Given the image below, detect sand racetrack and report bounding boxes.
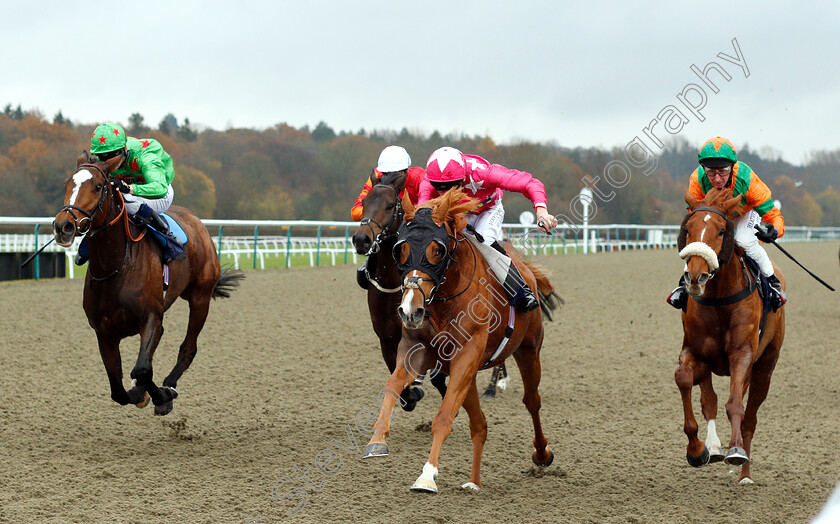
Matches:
[1,242,838,523]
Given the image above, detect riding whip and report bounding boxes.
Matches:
[756,226,835,291]
[20,238,55,268]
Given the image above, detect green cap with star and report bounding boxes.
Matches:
[90,122,127,154]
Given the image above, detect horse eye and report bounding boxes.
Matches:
[719,228,725,236]
[95,184,103,192]
[386,203,395,210]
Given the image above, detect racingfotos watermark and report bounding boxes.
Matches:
[555,37,750,232]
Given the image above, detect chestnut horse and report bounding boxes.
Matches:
[675,188,785,484]
[350,171,507,409]
[363,188,561,492]
[53,151,243,415]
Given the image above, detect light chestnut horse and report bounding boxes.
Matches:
[675,188,785,484]
[363,188,561,492]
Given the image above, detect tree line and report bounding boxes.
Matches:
[1,106,839,227]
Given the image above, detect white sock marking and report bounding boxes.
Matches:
[706,419,722,449]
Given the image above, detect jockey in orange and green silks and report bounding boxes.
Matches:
[668,136,787,310]
[77,122,183,264]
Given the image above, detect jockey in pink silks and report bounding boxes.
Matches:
[417,147,558,312]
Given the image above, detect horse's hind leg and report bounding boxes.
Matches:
[97,333,148,407]
[459,377,487,491]
[163,294,211,391]
[738,348,780,484]
[512,344,553,466]
[699,376,724,463]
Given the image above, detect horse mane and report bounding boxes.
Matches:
[418,188,480,232]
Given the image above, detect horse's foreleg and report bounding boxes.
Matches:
[459,377,487,491]
[675,349,709,467]
[363,365,418,459]
[163,295,210,390]
[724,347,753,467]
[512,345,553,467]
[410,358,477,493]
[738,348,780,484]
[699,376,724,463]
[97,334,130,405]
[131,313,176,415]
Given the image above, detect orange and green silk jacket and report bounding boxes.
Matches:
[688,161,785,236]
[350,166,425,221]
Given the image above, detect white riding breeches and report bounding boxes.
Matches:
[467,201,505,245]
[734,209,775,277]
[123,185,174,215]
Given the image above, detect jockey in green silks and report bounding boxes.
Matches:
[76,122,184,265]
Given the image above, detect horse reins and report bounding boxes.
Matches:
[359,183,403,256]
[67,163,146,281]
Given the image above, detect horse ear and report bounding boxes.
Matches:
[77,150,91,167]
[402,191,415,222]
[393,170,408,193]
[684,189,700,211]
[369,169,379,187]
[722,195,743,217]
[432,191,453,225]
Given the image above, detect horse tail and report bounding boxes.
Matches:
[508,246,564,322]
[213,268,245,299]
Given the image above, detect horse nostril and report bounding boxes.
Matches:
[61,222,74,235]
[414,308,425,321]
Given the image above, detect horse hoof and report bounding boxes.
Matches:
[160,386,179,401]
[400,386,424,412]
[154,401,174,416]
[708,445,725,463]
[461,481,480,491]
[362,443,389,459]
[686,446,711,468]
[480,387,496,400]
[135,392,151,409]
[739,477,754,485]
[410,478,438,493]
[724,447,749,466]
[533,448,554,467]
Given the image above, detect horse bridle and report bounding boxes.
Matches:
[57,163,114,236]
[399,232,477,306]
[684,206,733,280]
[359,183,403,255]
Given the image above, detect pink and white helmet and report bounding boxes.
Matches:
[426,147,466,182]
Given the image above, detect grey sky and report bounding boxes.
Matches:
[2,1,838,165]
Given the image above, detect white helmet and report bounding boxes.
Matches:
[377,145,411,173]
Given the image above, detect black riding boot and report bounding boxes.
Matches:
[490,241,539,312]
[356,259,370,290]
[134,204,184,262]
[766,274,786,310]
[667,275,688,310]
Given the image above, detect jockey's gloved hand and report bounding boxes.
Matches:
[111,179,131,193]
[754,222,778,243]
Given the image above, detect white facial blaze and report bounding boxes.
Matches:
[700,227,706,242]
[69,169,93,206]
[400,271,420,314]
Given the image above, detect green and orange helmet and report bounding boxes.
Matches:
[698,136,737,169]
[90,122,127,156]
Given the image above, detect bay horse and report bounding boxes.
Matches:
[675,187,785,484]
[53,151,243,415]
[363,188,561,492]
